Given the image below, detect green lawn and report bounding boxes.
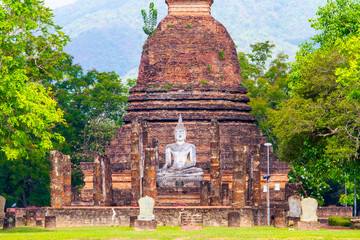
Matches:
[0,226,359,240]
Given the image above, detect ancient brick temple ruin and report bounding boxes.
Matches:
[43,0,296,227]
[80,0,290,210]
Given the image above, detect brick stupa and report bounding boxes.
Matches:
[79,0,290,209]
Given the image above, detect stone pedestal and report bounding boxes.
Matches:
[16,217,25,227]
[45,216,56,229]
[181,214,203,230]
[3,212,15,230]
[287,216,300,228]
[133,220,157,231]
[228,212,240,228]
[350,219,360,229]
[274,210,287,229]
[298,221,320,230]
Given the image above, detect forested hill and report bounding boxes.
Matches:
[53,0,326,78]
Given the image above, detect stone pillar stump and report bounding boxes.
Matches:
[3,212,15,230]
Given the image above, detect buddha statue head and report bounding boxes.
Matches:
[175,114,186,142]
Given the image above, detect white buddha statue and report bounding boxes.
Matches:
[157,115,204,187]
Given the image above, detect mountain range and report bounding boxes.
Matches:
[53,0,327,78]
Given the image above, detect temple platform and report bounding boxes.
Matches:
[11,206,272,228]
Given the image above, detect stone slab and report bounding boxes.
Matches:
[298,221,321,230]
[288,195,301,217]
[138,196,155,221]
[133,220,157,231]
[300,198,318,222]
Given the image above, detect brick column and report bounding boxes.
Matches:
[221,183,230,206]
[210,118,221,206]
[93,155,103,205]
[103,155,113,206]
[131,118,141,206]
[232,146,247,207]
[62,154,72,206]
[252,145,261,207]
[143,148,157,199]
[50,150,71,208]
[200,181,210,206]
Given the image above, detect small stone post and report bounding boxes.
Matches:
[93,155,103,205]
[131,118,141,206]
[232,146,247,207]
[3,212,15,230]
[50,150,71,208]
[200,181,210,206]
[252,145,261,207]
[210,118,221,206]
[143,148,157,199]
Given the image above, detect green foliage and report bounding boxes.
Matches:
[328,217,352,227]
[310,0,360,46]
[0,0,70,161]
[186,24,192,29]
[53,56,136,163]
[164,83,170,89]
[219,50,224,60]
[207,64,212,71]
[167,24,174,28]
[220,74,224,79]
[271,0,360,205]
[201,80,209,85]
[141,2,158,36]
[239,42,290,148]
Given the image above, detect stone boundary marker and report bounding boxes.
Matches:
[3,212,15,230]
[181,214,203,230]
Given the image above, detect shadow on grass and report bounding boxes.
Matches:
[1,227,53,233]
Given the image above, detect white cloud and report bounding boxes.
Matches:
[43,0,79,9]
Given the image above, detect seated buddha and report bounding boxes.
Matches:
[157,115,204,187]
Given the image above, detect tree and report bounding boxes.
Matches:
[52,56,136,191]
[270,0,360,205]
[141,2,158,36]
[239,41,290,148]
[0,0,70,161]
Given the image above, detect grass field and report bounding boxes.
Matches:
[0,226,360,240]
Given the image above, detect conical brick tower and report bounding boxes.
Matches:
[99,0,290,210]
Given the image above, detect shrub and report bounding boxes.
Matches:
[328,216,352,227]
